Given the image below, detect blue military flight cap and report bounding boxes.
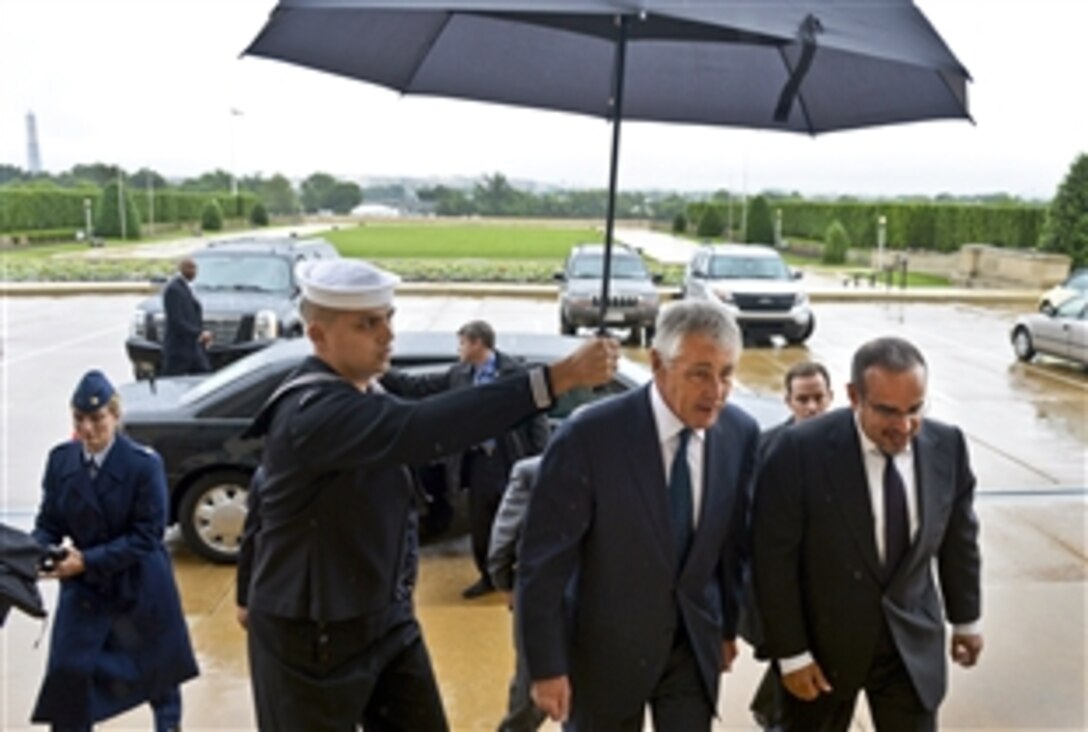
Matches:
[71,369,115,412]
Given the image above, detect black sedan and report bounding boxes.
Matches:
[119,332,785,563]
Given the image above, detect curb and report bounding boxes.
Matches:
[0,280,1039,305]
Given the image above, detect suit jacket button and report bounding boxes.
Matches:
[853,571,863,580]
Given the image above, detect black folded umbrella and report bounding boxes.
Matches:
[0,522,47,626]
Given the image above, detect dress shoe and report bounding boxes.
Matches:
[462,577,495,599]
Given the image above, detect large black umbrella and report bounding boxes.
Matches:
[245,0,970,323]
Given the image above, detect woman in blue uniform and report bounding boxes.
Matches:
[31,370,198,732]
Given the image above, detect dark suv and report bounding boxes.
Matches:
[556,243,661,346]
[125,236,339,377]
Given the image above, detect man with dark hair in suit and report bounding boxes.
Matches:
[753,336,983,731]
[519,299,760,731]
[745,359,833,730]
[161,257,212,376]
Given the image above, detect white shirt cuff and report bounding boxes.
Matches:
[778,651,814,675]
[528,366,552,410]
[952,620,981,636]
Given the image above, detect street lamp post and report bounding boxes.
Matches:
[876,214,887,271]
[230,108,244,200]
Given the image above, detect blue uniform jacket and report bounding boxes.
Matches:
[31,434,198,726]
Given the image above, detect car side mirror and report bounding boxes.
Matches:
[1041,303,1057,317]
[651,273,663,285]
[554,271,567,282]
[792,270,804,280]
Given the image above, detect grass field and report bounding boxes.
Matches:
[322,222,600,259]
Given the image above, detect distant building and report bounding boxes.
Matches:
[351,203,401,218]
[26,111,42,173]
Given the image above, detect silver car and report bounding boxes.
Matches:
[556,243,661,345]
[1011,296,1088,366]
[682,243,814,344]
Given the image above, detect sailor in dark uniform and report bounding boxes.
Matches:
[240,258,618,732]
[32,369,198,732]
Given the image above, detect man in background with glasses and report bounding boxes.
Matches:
[752,336,983,732]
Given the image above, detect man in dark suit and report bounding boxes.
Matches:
[745,360,833,730]
[753,336,983,731]
[161,257,211,376]
[377,320,550,598]
[241,258,617,732]
[518,300,760,731]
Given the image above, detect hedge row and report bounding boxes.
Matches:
[0,188,259,234]
[685,200,1046,252]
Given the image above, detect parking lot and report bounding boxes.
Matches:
[1,294,1085,730]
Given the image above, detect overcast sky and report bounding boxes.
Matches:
[1,0,1085,198]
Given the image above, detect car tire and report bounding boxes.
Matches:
[1012,327,1035,362]
[178,469,251,564]
[642,326,655,347]
[785,315,816,345]
[560,314,576,336]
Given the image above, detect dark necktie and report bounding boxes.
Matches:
[883,453,909,580]
[84,455,98,481]
[669,428,693,571]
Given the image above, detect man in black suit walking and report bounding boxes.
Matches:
[161,257,211,376]
[519,300,760,731]
[753,336,983,731]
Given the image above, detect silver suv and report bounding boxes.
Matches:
[556,243,661,346]
[682,243,814,344]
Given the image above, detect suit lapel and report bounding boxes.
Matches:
[62,445,106,523]
[625,387,674,566]
[826,413,883,582]
[685,420,732,572]
[904,425,946,573]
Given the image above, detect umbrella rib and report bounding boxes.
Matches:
[402,11,456,91]
[776,46,817,135]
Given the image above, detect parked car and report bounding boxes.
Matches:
[556,243,661,345]
[1011,295,1088,366]
[682,244,814,344]
[125,236,339,378]
[1038,267,1088,312]
[118,332,786,563]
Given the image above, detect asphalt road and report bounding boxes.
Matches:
[1,295,1084,730]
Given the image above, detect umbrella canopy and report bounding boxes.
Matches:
[245,0,971,322]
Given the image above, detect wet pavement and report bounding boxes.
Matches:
[1,294,1084,730]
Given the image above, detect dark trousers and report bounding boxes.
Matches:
[248,611,448,732]
[566,633,713,732]
[51,686,181,732]
[782,625,935,732]
[498,605,546,732]
[467,448,510,581]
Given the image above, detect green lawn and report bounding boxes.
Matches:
[323,223,600,259]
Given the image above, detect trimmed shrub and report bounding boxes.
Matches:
[672,212,687,234]
[696,206,725,238]
[822,220,851,264]
[745,195,774,244]
[250,202,270,227]
[1039,153,1088,267]
[94,181,142,239]
[201,199,224,232]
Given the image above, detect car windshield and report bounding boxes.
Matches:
[1067,271,1088,289]
[570,254,648,280]
[708,255,790,280]
[193,255,292,292]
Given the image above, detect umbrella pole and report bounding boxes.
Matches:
[597,14,629,336]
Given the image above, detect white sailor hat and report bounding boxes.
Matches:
[296,258,401,310]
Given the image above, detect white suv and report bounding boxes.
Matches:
[682,244,814,344]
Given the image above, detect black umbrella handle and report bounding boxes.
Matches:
[598,13,629,336]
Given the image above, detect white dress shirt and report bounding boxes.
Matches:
[649,384,704,528]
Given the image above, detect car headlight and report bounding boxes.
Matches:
[131,308,146,338]
[254,310,279,340]
[714,289,734,304]
[795,292,809,306]
[566,296,593,308]
[640,293,659,305]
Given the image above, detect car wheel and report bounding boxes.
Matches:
[178,469,251,564]
[642,326,655,347]
[560,314,576,336]
[1012,327,1035,362]
[785,315,816,345]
